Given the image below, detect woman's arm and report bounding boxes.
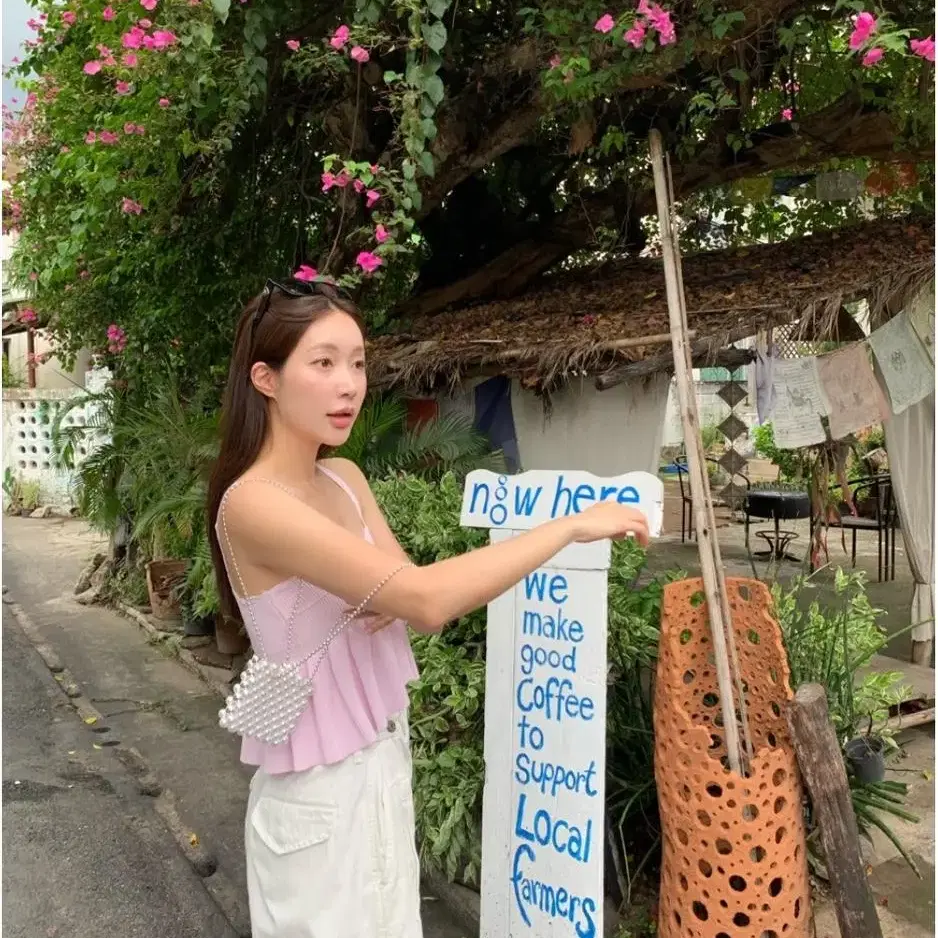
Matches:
[222,477,648,633]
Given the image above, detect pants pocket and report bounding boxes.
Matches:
[247,795,339,928]
[250,797,338,855]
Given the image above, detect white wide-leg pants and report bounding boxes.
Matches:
[245,712,423,938]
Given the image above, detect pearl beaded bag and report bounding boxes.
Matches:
[216,480,411,746]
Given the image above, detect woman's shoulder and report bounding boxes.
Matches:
[318,457,370,500]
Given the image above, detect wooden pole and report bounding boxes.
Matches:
[648,128,745,777]
[787,684,884,938]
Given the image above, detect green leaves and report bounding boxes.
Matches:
[210,0,230,23]
[422,21,447,53]
[423,73,445,106]
[710,9,745,38]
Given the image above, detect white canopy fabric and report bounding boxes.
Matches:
[880,282,935,660]
[884,389,935,651]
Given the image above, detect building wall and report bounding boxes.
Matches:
[4,331,92,389]
[2,368,108,510]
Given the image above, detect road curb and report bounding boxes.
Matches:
[5,595,251,938]
[117,603,233,700]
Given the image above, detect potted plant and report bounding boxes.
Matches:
[844,717,888,783]
[145,558,189,620]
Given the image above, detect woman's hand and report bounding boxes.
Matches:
[347,607,398,634]
[570,503,650,546]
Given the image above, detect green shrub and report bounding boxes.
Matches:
[372,472,673,886]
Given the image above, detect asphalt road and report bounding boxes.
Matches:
[1,603,239,938]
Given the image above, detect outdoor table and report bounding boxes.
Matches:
[745,489,812,562]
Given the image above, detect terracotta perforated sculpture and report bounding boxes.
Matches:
[655,577,811,938]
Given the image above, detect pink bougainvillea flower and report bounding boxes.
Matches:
[60,145,71,153]
[330,24,350,49]
[103,6,116,19]
[140,0,158,10]
[294,264,318,281]
[116,80,132,94]
[374,224,389,244]
[594,13,615,33]
[19,308,38,323]
[286,39,300,51]
[158,96,170,107]
[781,107,793,120]
[137,18,152,27]
[83,60,103,75]
[107,323,128,353]
[150,30,178,48]
[549,54,562,68]
[11,56,20,63]
[85,129,97,143]
[910,36,935,62]
[321,172,336,191]
[352,179,364,193]
[122,27,145,48]
[62,11,76,25]
[188,0,201,6]
[124,121,137,133]
[365,189,380,208]
[624,20,646,47]
[100,130,120,143]
[356,251,382,274]
[849,11,877,50]
[121,197,143,214]
[369,163,379,174]
[350,45,369,63]
[648,7,676,44]
[134,124,145,134]
[862,46,884,66]
[122,52,139,66]
[28,272,38,281]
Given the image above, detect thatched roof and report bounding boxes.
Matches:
[367,216,934,394]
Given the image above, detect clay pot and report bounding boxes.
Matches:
[145,559,188,621]
[655,577,812,938]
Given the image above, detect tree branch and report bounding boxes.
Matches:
[400,181,635,316]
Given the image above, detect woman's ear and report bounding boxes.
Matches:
[250,361,278,399]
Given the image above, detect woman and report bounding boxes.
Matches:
[207,277,651,938]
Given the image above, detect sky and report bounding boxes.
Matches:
[3,0,34,112]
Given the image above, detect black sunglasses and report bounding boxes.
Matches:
[252,277,352,338]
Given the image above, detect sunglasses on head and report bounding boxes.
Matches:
[252,276,352,337]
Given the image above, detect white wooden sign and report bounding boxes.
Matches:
[460,469,664,537]
[461,469,664,938]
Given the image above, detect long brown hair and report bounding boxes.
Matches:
[207,281,365,623]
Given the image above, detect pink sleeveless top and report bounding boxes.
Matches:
[217,465,419,775]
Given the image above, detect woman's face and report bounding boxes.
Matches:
[262,309,367,447]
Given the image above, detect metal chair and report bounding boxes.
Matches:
[811,474,898,582]
[674,454,751,544]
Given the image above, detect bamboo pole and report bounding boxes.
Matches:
[664,150,754,768]
[648,129,746,777]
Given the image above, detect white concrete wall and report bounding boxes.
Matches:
[4,331,92,389]
[2,367,109,510]
[511,373,671,476]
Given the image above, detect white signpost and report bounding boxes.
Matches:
[460,470,664,938]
